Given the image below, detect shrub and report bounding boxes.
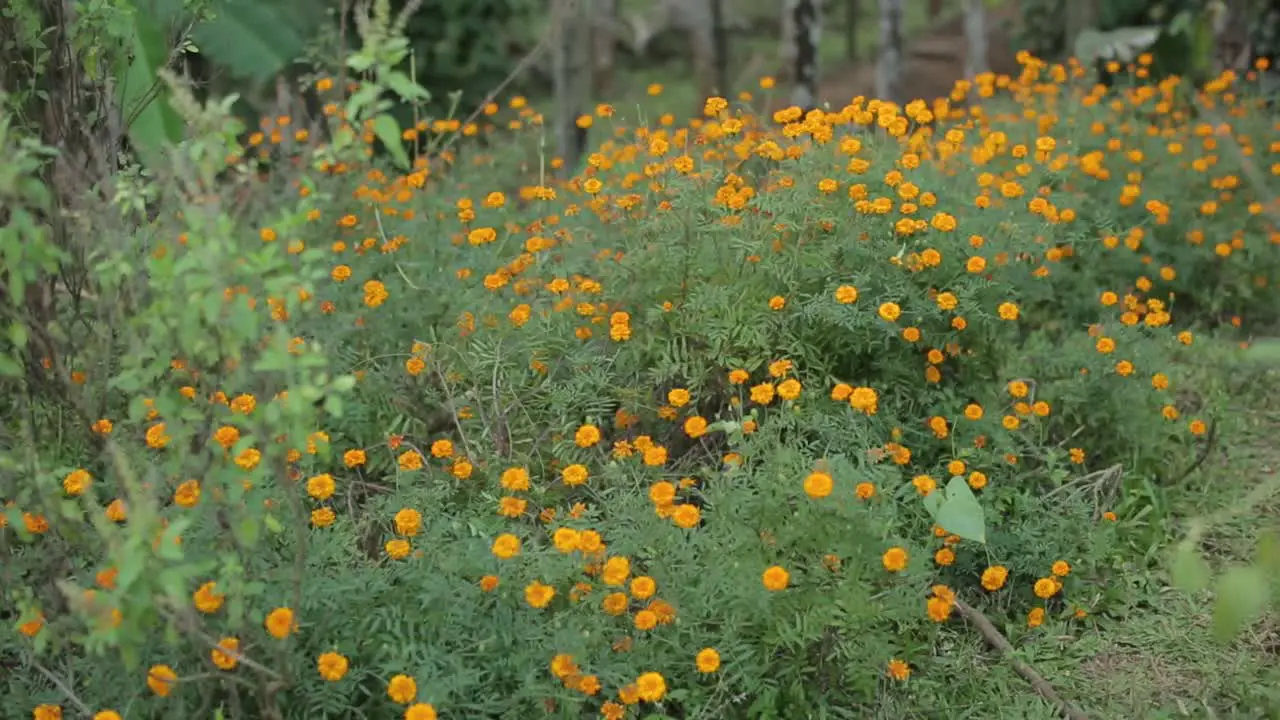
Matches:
[4,52,1275,719]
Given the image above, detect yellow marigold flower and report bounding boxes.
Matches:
[492,533,521,559]
[575,424,601,447]
[1028,607,1046,628]
[264,607,296,639]
[981,565,1008,591]
[636,671,667,702]
[147,664,178,696]
[317,652,349,681]
[882,547,908,572]
[1033,577,1059,599]
[804,471,833,499]
[696,648,721,673]
[761,565,790,591]
[525,581,556,608]
[405,703,437,720]
[387,674,417,704]
[211,637,240,670]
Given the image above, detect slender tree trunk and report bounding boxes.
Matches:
[963,0,988,79]
[787,0,821,109]
[710,0,730,95]
[844,0,860,60]
[683,0,716,105]
[875,0,903,104]
[928,0,943,22]
[592,0,618,97]
[552,0,590,177]
[1064,0,1100,59]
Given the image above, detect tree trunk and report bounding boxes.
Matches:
[1064,0,1099,59]
[963,0,988,79]
[875,0,903,104]
[710,0,730,95]
[844,0,860,60]
[552,0,590,177]
[592,0,618,97]
[786,0,821,109]
[928,0,944,22]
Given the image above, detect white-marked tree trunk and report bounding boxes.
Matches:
[786,0,822,109]
[963,0,988,79]
[875,0,903,103]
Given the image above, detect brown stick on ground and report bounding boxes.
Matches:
[953,598,1091,720]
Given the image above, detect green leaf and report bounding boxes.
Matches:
[1212,565,1270,642]
[184,0,314,81]
[922,491,942,517]
[119,11,184,168]
[1170,543,1211,594]
[235,516,260,548]
[346,85,382,121]
[264,513,284,534]
[935,477,986,544]
[8,322,28,349]
[384,70,431,102]
[371,114,409,168]
[0,354,21,377]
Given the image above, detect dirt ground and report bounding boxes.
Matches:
[814,5,1023,106]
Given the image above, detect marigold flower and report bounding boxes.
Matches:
[387,674,417,704]
[147,664,178,696]
[696,648,721,673]
[264,607,296,639]
[882,547,908,572]
[762,565,790,591]
[317,651,349,681]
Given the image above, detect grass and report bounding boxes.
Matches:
[913,342,1280,718]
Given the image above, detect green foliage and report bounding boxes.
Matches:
[2,22,1278,720]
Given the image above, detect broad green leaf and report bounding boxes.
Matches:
[264,513,284,534]
[8,322,28,349]
[384,70,431,102]
[235,516,260,548]
[346,85,382,122]
[185,0,314,81]
[372,113,410,169]
[1212,565,1269,642]
[119,12,184,168]
[1170,543,1211,594]
[935,477,986,544]
[1073,26,1161,65]
[0,354,21,377]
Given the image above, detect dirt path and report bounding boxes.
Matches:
[816,5,1022,105]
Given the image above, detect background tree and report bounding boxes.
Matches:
[711,0,731,95]
[844,0,862,60]
[964,0,990,79]
[876,0,904,103]
[551,0,591,176]
[785,0,822,109]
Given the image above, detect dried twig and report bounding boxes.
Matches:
[953,598,1090,720]
[25,655,92,716]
